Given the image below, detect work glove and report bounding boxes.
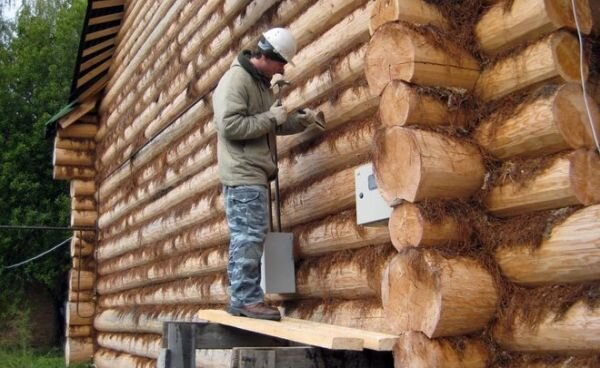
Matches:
[269,101,287,126]
[297,108,326,131]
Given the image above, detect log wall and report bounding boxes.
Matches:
[52,0,599,366]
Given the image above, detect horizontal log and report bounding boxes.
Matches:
[494,300,600,353]
[369,0,448,34]
[97,219,228,275]
[65,337,93,365]
[484,150,600,217]
[295,211,390,257]
[388,203,471,251]
[70,237,93,257]
[285,298,392,334]
[382,250,498,337]
[69,269,95,291]
[54,136,95,150]
[379,81,467,128]
[475,0,592,55]
[98,274,229,307]
[72,197,95,211]
[475,31,585,101]
[507,355,600,367]
[496,204,600,285]
[68,290,93,302]
[95,307,204,334]
[70,180,95,197]
[279,120,375,192]
[97,247,227,293]
[475,83,600,159]
[284,2,372,86]
[66,302,95,326]
[94,349,155,368]
[97,332,161,360]
[53,166,95,180]
[279,83,379,157]
[53,148,94,167]
[67,325,92,338]
[393,332,489,368]
[71,210,97,228]
[57,123,97,139]
[366,22,480,96]
[374,127,485,205]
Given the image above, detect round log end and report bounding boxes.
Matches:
[547,0,592,34]
[569,149,600,205]
[373,127,422,205]
[380,81,414,127]
[373,127,485,204]
[393,332,489,368]
[366,23,415,96]
[369,0,399,35]
[552,31,587,83]
[554,83,600,149]
[65,337,93,366]
[389,203,425,250]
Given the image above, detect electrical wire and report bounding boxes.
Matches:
[571,0,600,153]
[3,237,72,269]
[0,224,94,231]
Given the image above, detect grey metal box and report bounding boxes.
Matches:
[355,163,393,226]
[260,232,296,294]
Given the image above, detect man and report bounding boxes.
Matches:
[212,28,323,321]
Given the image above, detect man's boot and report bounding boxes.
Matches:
[228,302,281,321]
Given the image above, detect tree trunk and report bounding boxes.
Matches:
[496,204,600,285]
[53,166,95,180]
[484,150,600,217]
[366,22,480,96]
[71,210,97,227]
[53,148,94,167]
[475,83,600,159]
[57,123,97,139]
[369,0,448,34]
[388,203,471,251]
[393,332,489,368]
[373,127,485,205]
[494,301,600,353]
[382,250,498,337]
[97,247,228,293]
[475,0,592,55]
[64,337,93,365]
[475,31,585,101]
[66,302,95,325]
[379,81,467,128]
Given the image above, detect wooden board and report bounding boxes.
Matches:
[196,310,399,351]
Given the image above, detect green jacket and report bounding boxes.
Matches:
[213,51,307,187]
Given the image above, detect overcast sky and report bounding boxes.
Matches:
[3,1,21,21]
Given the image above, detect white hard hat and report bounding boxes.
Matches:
[258,28,297,66]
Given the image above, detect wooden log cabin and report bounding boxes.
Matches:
[46,0,599,366]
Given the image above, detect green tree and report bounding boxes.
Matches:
[0,0,85,348]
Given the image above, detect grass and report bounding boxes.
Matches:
[0,348,91,368]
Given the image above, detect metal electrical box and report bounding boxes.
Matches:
[260,232,296,294]
[355,163,393,226]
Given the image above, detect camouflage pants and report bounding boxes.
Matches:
[223,185,269,308]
